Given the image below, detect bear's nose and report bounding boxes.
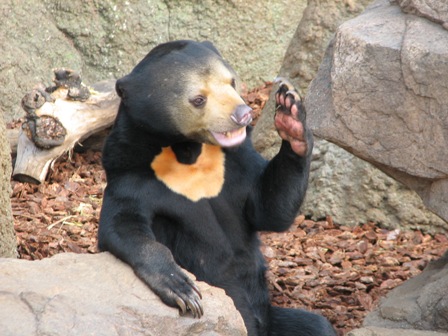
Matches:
[231,104,253,126]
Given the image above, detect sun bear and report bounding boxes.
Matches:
[98,40,336,336]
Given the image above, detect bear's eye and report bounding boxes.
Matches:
[231,78,236,89]
[190,95,207,108]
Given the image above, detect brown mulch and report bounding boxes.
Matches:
[10,83,448,335]
[262,218,448,333]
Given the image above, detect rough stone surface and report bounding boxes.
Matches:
[0,252,246,336]
[348,327,448,336]
[393,0,448,27]
[0,0,306,123]
[0,111,16,258]
[252,0,445,231]
[303,140,446,231]
[360,251,448,333]
[305,0,448,224]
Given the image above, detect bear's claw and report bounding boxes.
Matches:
[169,273,203,318]
[285,90,300,102]
[274,77,304,121]
[273,76,294,91]
[176,293,203,318]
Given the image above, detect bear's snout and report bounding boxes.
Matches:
[231,104,253,126]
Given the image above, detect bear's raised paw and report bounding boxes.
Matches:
[273,77,312,157]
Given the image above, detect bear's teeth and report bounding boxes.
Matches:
[211,128,246,147]
[223,129,242,138]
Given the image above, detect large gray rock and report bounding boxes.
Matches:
[252,0,445,231]
[0,0,306,122]
[306,0,448,224]
[359,251,448,333]
[0,252,246,336]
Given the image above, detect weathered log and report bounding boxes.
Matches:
[7,127,108,156]
[13,75,119,184]
[7,128,20,155]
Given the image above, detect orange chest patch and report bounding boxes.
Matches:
[151,144,225,202]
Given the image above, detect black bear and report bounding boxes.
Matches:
[99,40,336,336]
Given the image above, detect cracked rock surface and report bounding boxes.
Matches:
[0,253,246,336]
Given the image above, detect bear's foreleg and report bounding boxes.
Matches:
[98,175,203,318]
[246,79,313,232]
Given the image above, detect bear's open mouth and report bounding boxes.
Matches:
[211,127,246,147]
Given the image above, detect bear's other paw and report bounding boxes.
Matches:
[273,77,311,157]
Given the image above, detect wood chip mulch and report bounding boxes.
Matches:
[261,217,448,334]
[10,84,448,335]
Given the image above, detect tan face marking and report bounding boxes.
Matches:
[169,59,247,145]
[151,144,225,202]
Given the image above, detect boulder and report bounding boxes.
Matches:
[359,251,448,333]
[0,252,246,336]
[0,0,306,123]
[305,0,448,224]
[252,0,445,231]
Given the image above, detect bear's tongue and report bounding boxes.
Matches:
[211,127,247,147]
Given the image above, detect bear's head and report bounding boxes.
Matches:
[116,40,253,148]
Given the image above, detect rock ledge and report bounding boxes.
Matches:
[0,253,246,336]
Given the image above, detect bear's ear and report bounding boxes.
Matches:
[115,76,128,99]
[201,41,222,57]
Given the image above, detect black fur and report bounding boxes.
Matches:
[99,40,335,336]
